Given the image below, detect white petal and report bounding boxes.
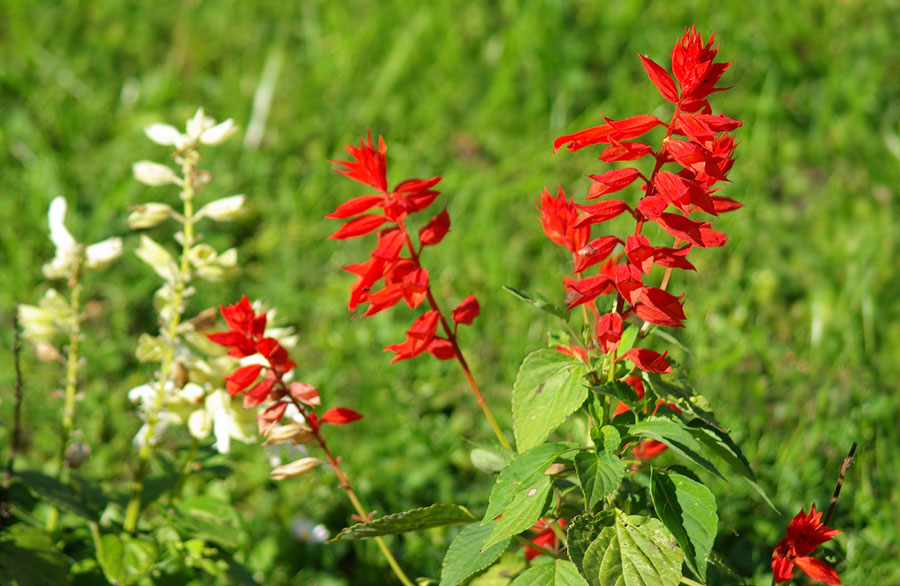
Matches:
[186,108,216,140]
[270,457,322,480]
[188,408,212,440]
[47,196,76,251]
[127,203,173,229]
[212,407,232,454]
[133,161,180,186]
[85,237,123,270]
[144,124,183,146]
[199,119,237,145]
[196,195,245,221]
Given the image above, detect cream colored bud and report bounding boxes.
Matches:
[270,457,322,480]
[144,124,183,146]
[263,422,316,446]
[85,237,123,270]
[186,108,216,141]
[133,161,180,186]
[196,195,246,221]
[135,234,177,284]
[128,203,174,229]
[200,119,237,145]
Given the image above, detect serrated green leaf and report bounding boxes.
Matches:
[567,511,615,577]
[173,496,241,549]
[329,504,476,542]
[592,381,640,408]
[687,419,778,512]
[0,525,70,586]
[575,427,625,510]
[440,522,511,586]
[628,417,723,479]
[469,552,527,585]
[581,510,682,586]
[651,471,717,581]
[97,533,157,586]
[509,559,588,585]
[503,286,567,318]
[483,479,552,550]
[513,350,590,452]
[483,443,573,521]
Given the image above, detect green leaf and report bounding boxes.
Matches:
[97,533,157,586]
[329,504,476,542]
[471,447,513,474]
[566,511,615,578]
[617,325,640,354]
[482,443,573,550]
[503,286,567,318]
[650,471,717,581]
[592,381,640,408]
[687,419,778,512]
[469,553,527,585]
[580,510,682,586]
[509,559,588,585]
[575,427,625,510]
[513,349,590,452]
[440,522,512,586]
[628,417,723,479]
[0,525,70,586]
[17,470,104,519]
[173,495,241,549]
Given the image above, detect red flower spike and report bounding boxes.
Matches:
[225,364,263,396]
[538,186,588,254]
[290,381,321,406]
[452,294,480,326]
[636,287,686,328]
[426,337,456,360]
[622,348,673,374]
[218,296,266,340]
[332,131,388,193]
[639,54,679,103]
[419,209,451,246]
[385,310,441,363]
[596,312,623,354]
[772,506,842,585]
[320,407,364,425]
[329,214,389,240]
[586,168,642,199]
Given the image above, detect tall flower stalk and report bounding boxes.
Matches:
[328,135,511,450]
[18,196,122,531]
[124,108,243,532]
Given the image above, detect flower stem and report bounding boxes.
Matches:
[283,390,414,586]
[512,534,561,559]
[125,155,197,533]
[47,275,83,533]
[401,228,512,451]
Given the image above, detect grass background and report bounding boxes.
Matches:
[2,0,899,583]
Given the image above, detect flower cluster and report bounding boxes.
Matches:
[771,505,842,585]
[544,25,741,398]
[328,132,479,364]
[207,297,363,471]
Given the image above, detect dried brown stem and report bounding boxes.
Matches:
[823,441,857,526]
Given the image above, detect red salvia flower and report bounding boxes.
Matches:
[772,505,842,585]
[520,519,567,561]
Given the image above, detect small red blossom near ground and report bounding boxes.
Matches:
[520,519,567,561]
[772,505,842,585]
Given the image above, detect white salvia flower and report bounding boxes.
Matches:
[128,203,174,229]
[18,288,71,342]
[144,123,183,147]
[203,389,255,454]
[43,196,79,279]
[185,108,217,142]
[85,236,123,270]
[133,161,180,186]
[196,195,246,221]
[199,119,237,145]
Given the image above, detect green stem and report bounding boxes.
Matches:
[170,435,199,503]
[125,157,196,533]
[680,577,705,586]
[47,274,83,533]
[512,534,561,559]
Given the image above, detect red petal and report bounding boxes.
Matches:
[553,115,663,152]
[290,382,321,406]
[622,348,672,373]
[329,214,389,239]
[452,294,480,325]
[599,141,654,162]
[256,337,289,367]
[794,557,842,585]
[320,407,364,425]
[711,196,742,213]
[655,213,707,247]
[637,195,669,220]
[575,236,621,273]
[371,228,405,261]
[361,284,404,316]
[596,312,623,354]
[574,200,630,227]
[426,337,456,360]
[636,287,686,327]
[564,274,614,309]
[225,364,263,396]
[243,378,275,408]
[639,54,679,103]
[615,264,643,305]
[257,401,288,436]
[625,234,655,275]
[586,168,642,199]
[326,195,384,219]
[419,209,451,246]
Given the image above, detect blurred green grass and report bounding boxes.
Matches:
[1,0,899,583]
